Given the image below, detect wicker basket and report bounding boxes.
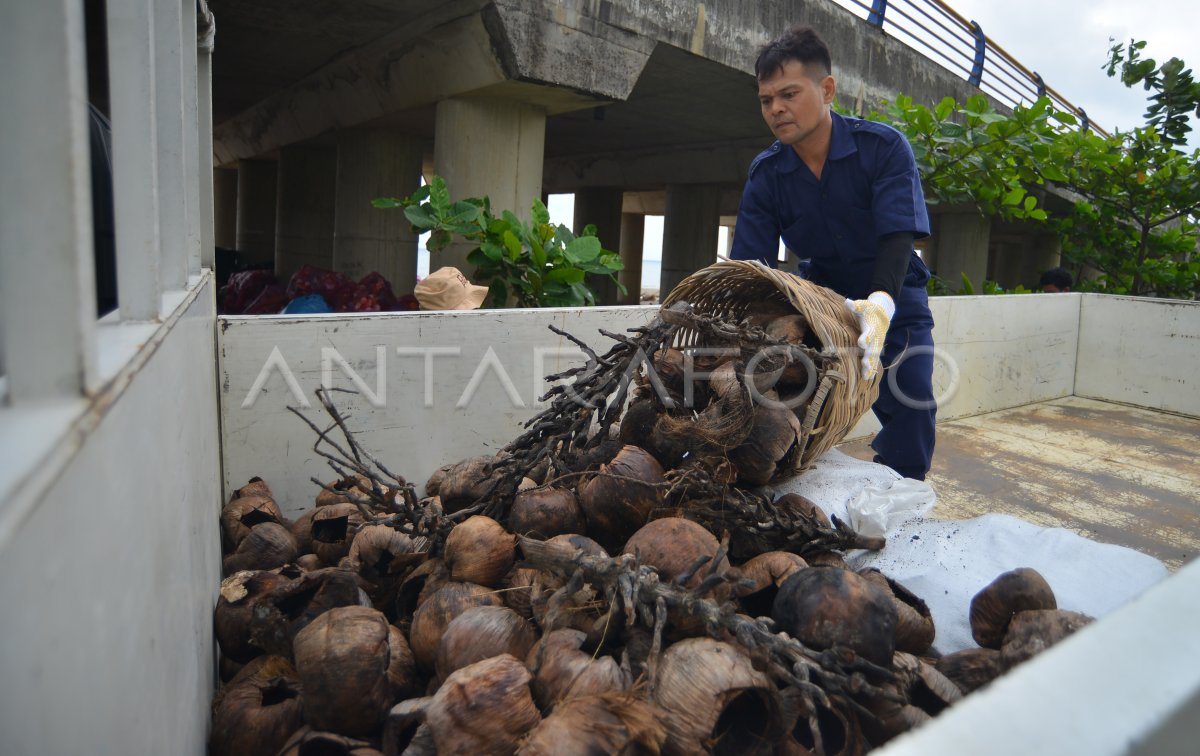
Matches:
[660,259,881,473]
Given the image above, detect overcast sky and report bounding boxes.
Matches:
[841,0,1197,147]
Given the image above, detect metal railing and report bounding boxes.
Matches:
[837,0,1109,136]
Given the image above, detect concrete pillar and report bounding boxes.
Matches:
[333,129,422,293]
[619,213,645,305]
[573,187,624,305]
[275,145,336,284]
[433,97,546,276]
[1028,233,1063,288]
[153,0,188,290]
[932,211,990,294]
[235,159,278,268]
[989,241,1023,291]
[661,184,721,297]
[214,167,237,249]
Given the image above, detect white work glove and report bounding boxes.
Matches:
[845,291,895,381]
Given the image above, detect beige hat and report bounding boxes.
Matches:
[414,267,489,310]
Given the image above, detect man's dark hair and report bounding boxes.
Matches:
[754,26,832,81]
[1039,267,1073,290]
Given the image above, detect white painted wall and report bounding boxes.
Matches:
[0,281,221,756]
[1076,295,1200,418]
[218,306,659,517]
[846,293,1081,439]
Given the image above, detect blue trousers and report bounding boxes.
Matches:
[871,282,937,479]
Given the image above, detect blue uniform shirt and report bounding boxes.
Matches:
[731,111,930,300]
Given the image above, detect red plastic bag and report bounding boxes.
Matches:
[287,265,355,307]
[357,272,399,311]
[220,269,277,314]
[243,284,290,315]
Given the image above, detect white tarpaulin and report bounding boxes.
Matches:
[770,450,1170,654]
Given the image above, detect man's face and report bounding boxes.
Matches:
[758,60,835,148]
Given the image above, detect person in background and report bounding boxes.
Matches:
[730,25,936,480]
[1038,267,1073,293]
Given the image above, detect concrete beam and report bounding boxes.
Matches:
[544,138,766,193]
[213,5,652,164]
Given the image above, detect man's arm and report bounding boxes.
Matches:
[730,173,780,267]
[869,231,914,301]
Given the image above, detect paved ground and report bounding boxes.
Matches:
[838,397,1200,570]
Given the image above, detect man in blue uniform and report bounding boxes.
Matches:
[731,26,937,480]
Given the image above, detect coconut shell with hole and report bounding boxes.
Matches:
[435,605,538,682]
[526,629,630,710]
[277,727,384,756]
[293,605,418,736]
[518,692,668,755]
[735,551,808,619]
[509,487,586,540]
[934,647,1003,694]
[436,455,497,513]
[969,567,1058,649]
[289,508,319,555]
[443,515,517,588]
[859,569,936,655]
[577,445,665,553]
[245,567,372,658]
[209,655,304,756]
[221,495,283,550]
[408,581,504,670]
[621,517,729,594]
[234,477,273,500]
[309,502,366,566]
[728,404,803,485]
[213,570,293,663]
[222,522,299,576]
[652,637,783,756]
[423,654,542,755]
[999,608,1093,670]
[772,566,897,668]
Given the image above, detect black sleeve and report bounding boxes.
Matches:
[869,231,914,300]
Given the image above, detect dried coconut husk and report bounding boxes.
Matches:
[526,628,630,711]
[622,517,729,589]
[500,566,542,620]
[772,566,897,668]
[293,605,418,736]
[423,655,542,755]
[774,493,831,529]
[316,474,371,508]
[290,508,319,555]
[246,567,372,658]
[295,553,323,572]
[394,558,449,623]
[652,637,783,756]
[999,608,1093,671]
[277,727,385,756]
[443,515,517,588]
[209,654,304,756]
[577,445,665,554]
[435,605,538,682]
[969,567,1057,649]
[509,487,585,540]
[223,522,298,576]
[235,477,273,500]
[221,495,283,551]
[805,551,849,569]
[654,361,754,458]
[618,398,664,454]
[214,570,293,663]
[764,314,815,384]
[348,525,426,609]
[734,551,808,619]
[518,692,668,755]
[218,654,244,684]
[934,647,1002,694]
[728,402,803,486]
[437,455,498,513]
[408,581,504,671]
[310,502,366,566]
[859,569,936,655]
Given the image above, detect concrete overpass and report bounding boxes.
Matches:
[207,0,1054,301]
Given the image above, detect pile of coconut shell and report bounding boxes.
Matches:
[210,292,1095,754]
[212,472,1094,755]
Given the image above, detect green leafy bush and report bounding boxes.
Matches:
[374,176,624,308]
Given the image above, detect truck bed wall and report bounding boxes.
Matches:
[0,280,221,756]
